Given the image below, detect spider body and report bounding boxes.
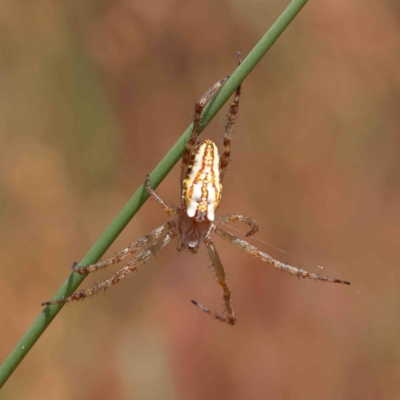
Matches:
[177,210,212,252]
[42,53,350,325]
[179,139,221,251]
[182,139,222,223]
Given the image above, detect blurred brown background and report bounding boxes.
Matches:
[1,0,399,398]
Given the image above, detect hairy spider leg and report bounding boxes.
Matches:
[41,221,176,306]
[214,226,351,285]
[220,52,242,182]
[145,174,180,216]
[215,214,259,237]
[192,236,236,325]
[72,221,176,275]
[180,77,229,186]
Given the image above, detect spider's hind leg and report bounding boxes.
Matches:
[181,76,229,185]
[220,52,243,182]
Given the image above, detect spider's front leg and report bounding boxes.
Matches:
[215,226,351,285]
[192,236,237,325]
[41,222,176,306]
[70,176,177,276]
[71,222,174,275]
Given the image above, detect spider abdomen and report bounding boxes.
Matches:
[182,139,222,222]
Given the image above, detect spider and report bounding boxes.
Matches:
[42,53,350,325]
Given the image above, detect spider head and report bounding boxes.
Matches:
[177,210,213,252]
[181,139,222,223]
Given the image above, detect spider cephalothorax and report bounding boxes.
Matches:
[42,53,350,325]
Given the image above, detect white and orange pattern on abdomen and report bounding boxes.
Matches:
[182,140,222,222]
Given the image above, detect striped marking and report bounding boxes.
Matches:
[182,140,222,221]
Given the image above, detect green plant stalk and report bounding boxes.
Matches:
[0,0,307,388]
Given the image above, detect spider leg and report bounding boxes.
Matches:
[73,220,176,274]
[220,52,242,182]
[215,214,258,237]
[145,175,180,216]
[42,225,176,306]
[192,236,236,325]
[214,227,351,285]
[181,76,229,186]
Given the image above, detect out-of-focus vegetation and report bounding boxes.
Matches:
[1,1,399,399]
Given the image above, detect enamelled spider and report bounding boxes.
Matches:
[42,53,350,325]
